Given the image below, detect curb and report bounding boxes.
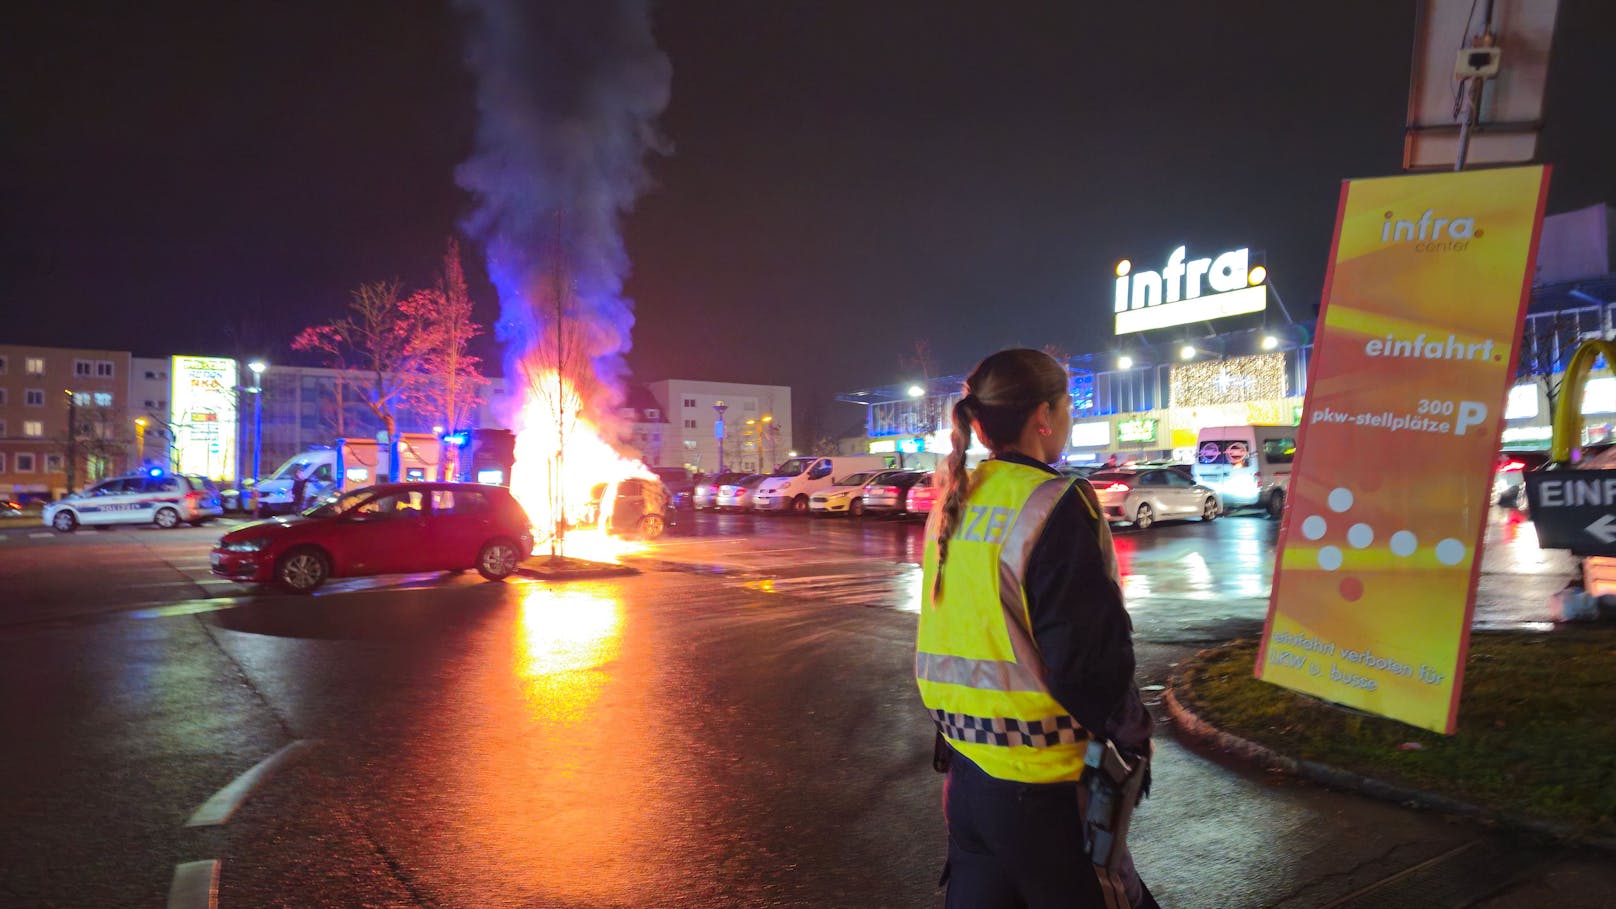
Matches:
[1165,644,1616,854]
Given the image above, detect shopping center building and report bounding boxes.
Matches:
[839,204,1615,465]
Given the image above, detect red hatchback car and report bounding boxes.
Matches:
[211,482,535,594]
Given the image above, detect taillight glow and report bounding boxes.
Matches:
[1500,460,1525,473]
[1097,482,1130,493]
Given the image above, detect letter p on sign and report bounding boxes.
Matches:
[1455,401,1488,435]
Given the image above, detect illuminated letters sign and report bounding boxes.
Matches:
[1114,245,1268,335]
[1116,418,1158,444]
[171,356,239,480]
[1260,166,1549,734]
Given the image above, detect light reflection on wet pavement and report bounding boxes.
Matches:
[645,508,1574,642]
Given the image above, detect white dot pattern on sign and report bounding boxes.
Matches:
[1328,488,1354,512]
[1318,546,1343,571]
[1347,523,1374,548]
[1301,515,1326,540]
[1435,538,1466,566]
[1390,530,1418,557]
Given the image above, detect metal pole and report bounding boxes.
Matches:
[1455,0,1497,171]
[252,389,263,484]
[64,389,77,494]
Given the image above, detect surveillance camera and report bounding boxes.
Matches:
[1455,46,1501,79]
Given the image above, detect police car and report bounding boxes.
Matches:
[43,469,225,533]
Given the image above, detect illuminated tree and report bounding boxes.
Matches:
[400,239,489,477]
[293,280,419,480]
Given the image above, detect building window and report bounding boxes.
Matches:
[16,453,35,473]
[0,389,6,406]
[0,419,5,436]
[0,355,6,374]
[0,453,5,473]
[74,392,92,406]
[683,398,696,408]
[646,409,660,420]
[96,360,115,377]
[94,392,113,407]
[25,389,44,407]
[74,360,93,377]
[144,400,156,408]
[683,440,697,450]
[45,454,63,472]
[683,419,697,429]
[25,357,44,376]
[745,401,756,411]
[24,421,44,437]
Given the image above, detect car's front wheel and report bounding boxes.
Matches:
[639,514,666,539]
[791,495,809,515]
[849,498,864,518]
[154,507,180,530]
[1202,497,1219,521]
[52,511,77,533]
[477,538,522,581]
[1134,502,1154,530]
[277,546,329,594]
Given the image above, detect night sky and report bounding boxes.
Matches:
[6,2,1615,431]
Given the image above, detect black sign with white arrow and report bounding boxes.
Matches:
[1523,468,1616,555]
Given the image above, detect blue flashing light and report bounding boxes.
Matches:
[443,432,470,447]
[147,467,164,478]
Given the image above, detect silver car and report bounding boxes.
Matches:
[1089,469,1220,529]
[715,474,765,511]
[694,471,747,510]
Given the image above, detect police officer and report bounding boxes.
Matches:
[917,348,1157,908]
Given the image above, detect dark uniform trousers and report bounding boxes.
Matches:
[943,751,1158,909]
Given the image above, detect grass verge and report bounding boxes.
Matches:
[1175,628,1616,839]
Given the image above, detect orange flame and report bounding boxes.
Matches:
[509,369,654,560]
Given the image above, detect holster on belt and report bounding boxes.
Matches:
[1077,738,1148,872]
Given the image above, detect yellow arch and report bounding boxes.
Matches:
[1552,338,1616,463]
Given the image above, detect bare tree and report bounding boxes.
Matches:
[400,239,489,478]
[293,280,422,480]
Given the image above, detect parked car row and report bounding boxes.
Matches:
[693,466,940,518]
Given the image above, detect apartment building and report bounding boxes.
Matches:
[0,345,133,499]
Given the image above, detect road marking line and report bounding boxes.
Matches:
[185,740,318,827]
[167,860,219,909]
[29,532,53,538]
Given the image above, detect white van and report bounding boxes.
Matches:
[1191,425,1297,518]
[752,454,901,514]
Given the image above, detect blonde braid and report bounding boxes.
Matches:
[932,396,975,597]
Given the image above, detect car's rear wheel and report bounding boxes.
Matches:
[639,514,666,539]
[477,538,522,581]
[1202,497,1219,521]
[154,507,180,530]
[1134,502,1154,530]
[52,511,77,533]
[1267,490,1285,520]
[850,498,864,517]
[277,546,329,594]
[791,495,809,514]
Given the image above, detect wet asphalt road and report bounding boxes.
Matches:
[0,509,1609,908]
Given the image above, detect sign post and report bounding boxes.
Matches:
[1258,166,1550,734]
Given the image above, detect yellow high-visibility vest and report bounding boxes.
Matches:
[916,459,1097,783]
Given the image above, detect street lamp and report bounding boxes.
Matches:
[248,361,266,493]
[1117,354,1134,371]
[906,384,924,398]
[1179,344,1197,361]
[713,400,729,473]
[1261,334,1280,351]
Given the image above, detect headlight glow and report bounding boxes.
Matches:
[222,537,271,553]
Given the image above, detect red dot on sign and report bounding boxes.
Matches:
[1475,229,1484,237]
[1340,577,1364,601]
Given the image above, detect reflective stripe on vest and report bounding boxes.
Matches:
[916,460,1097,783]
